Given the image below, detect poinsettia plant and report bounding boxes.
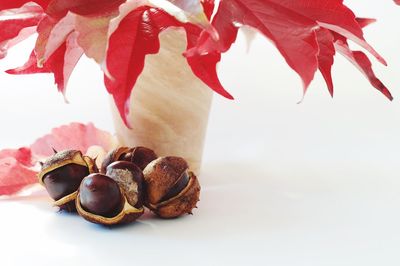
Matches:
[0,0,397,126]
[0,0,398,195]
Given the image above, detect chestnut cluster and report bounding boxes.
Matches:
[38,147,200,226]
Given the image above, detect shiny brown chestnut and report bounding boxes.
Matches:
[76,162,144,225]
[38,150,97,212]
[101,146,157,173]
[143,156,200,219]
[78,174,124,218]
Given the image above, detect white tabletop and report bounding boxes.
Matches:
[1,1,400,265]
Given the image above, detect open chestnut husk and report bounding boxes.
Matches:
[38,149,97,212]
[76,162,144,225]
[143,156,200,219]
[101,146,157,173]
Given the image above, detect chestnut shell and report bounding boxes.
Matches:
[76,166,144,225]
[38,150,97,211]
[143,157,201,218]
[106,161,144,209]
[101,146,157,173]
[42,164,89,201]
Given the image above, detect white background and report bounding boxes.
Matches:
[1,1,400,265]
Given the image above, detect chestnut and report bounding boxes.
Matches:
[78,174,124,218]
[76,162,144,225]
[38,150,97,212]
[143,156,200,219]
[101,146,157,173]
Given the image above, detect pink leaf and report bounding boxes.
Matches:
[0,123,117,196]
[0,148,33,167]
[30,123,117,157]
[0,157,38,195]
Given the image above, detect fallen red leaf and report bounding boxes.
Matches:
[0,123,117,196]
[0,147,33,167]
[0,157,38,195]
[30,123,117,157]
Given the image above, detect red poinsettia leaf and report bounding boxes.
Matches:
[146,0,216,38]
[181,1,232,99]
[192,0,320,91]
[188,1,238,55]
[0,4,43,43]
[62,32,84,93]
[74,13,118,66]
[0,147,33,167]
[334,39,393,101]
[201,0,215,18]
[7,47,64,80]
[0,0,50,10]
[315,28,335,96]
[105,7,169,126]
[0,4,44,59]
[184,20,233,99]
[30,123,117,157]
[46,0,125,18]
[34,12,74,66]
[106,4,230,125]
[7,32,82,95]
[356,18,376,28]
[0,27,39,60]
[269,0,386,65]
[395,0,400,5]
[186,50,233,99]
[0,157,38,195]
